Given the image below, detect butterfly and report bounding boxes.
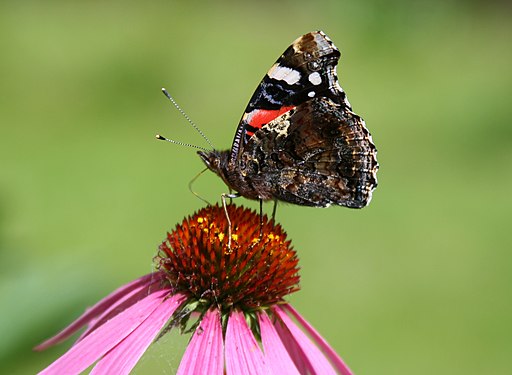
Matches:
[198,31,378,211]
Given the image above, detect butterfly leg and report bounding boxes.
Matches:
[258,199,264,238]
[271,199,278,222]
[257,199,276,240]
[221,192,241,250]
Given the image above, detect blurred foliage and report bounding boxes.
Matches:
[1,0,511,374]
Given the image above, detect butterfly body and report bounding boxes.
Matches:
[199,31,378,208]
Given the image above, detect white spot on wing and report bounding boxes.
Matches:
[268,64,301,85]
[308,91,316,97]
[308,72,322,85]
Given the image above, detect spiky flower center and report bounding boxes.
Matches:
[155,205,300,316]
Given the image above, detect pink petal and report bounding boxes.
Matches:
[274,305,353,375]
[90,293,186,375]
[38,289,170,375]
[76,275,165,343]
[177,309,223,375]
[225,310,266,375]
[283,304,353,375]
[35,272,164,351]
[258,310,300,375]
[272,311,313,372]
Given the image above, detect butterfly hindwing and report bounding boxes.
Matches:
[239,97,378,207]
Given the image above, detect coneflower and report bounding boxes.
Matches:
[36,204,353,374]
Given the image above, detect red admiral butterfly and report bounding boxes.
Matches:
[198,31,378,209]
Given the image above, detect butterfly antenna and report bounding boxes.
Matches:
[155,134,208,151]
[161,88,215,150]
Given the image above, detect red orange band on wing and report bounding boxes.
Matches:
[246,106,295,129]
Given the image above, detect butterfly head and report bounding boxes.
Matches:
[197,150,230,179]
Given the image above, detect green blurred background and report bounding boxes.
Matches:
[1,0,511,374]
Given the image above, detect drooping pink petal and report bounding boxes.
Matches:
[90,293,186,375]
[35,272,164,351]
[38,289,170,375]
[177,309,223,375]
[272,310,314,372]
[282,304,353,375]
[258,310,300,375]
[225,310,266,375]
[274,305,353,375]
[76,275,166,343]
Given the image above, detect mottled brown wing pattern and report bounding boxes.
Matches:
[239,97,378,207]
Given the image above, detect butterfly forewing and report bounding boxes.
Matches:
[230,31,350,160]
